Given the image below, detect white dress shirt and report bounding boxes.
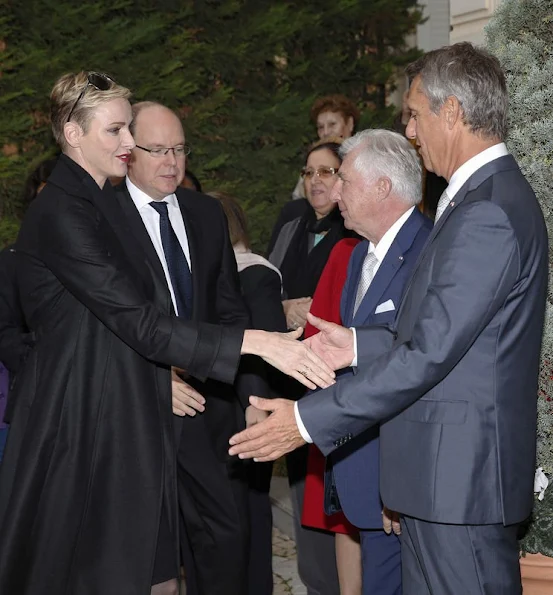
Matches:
[295,144,511,443]
[294,206,415,443]
[446,143,508,200]
[126,177,192,315]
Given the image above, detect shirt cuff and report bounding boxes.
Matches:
[294,401,313,443]
[350,327,358,367]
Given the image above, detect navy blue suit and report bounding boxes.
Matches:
[328,208,432,595]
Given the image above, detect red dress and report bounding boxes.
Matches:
[301,238,360,534]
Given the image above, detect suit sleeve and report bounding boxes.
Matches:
[238,266,287,402]
[299,200,519,455]
[30,198,242,384]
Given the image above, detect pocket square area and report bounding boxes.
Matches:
[375,299,395,314]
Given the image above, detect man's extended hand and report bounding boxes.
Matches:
[171,368,206,417]
[241,328,336,390]
[302,312,355,371]
[229,396,306,461]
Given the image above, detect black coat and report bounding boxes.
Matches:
[0,155,244,595]
[239,265,287,334]
[0,246,33,376]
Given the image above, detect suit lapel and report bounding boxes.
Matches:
[352,209,425,325]
[343,241,368,325]
[175,190,202,321]
[397,155,519,316]
[353,243,404,325]
[113,184,168,288]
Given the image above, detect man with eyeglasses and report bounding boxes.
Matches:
[114,101,263,595]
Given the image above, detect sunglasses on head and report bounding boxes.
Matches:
[66,72,114,123]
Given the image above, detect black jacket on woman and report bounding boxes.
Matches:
[269,199,352,299]
[0,155,244,595]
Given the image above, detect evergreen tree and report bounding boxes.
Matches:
[0,0,423,250]
[487,0,553,557]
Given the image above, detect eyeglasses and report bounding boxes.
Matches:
[67,72,114,123]
[301,166,338,180]
[135,145,192,158]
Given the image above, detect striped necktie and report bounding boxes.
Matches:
[434,190,450,223]
[353,250,378,316]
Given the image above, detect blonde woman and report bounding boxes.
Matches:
[0,72,333,595]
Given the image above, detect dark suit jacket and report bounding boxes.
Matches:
[114,182,265,456]
[239,264,287,401]
[300,155,548,526]
[0,155,244,595]
[239,265,287,334]
[330,208,432,528]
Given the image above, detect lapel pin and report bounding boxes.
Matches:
[450,201,455,207]
[399,255,404,261]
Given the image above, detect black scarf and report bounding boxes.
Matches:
[279,205,348,299]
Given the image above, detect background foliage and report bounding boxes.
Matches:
[487,0,553,557]
[0,0,423,251]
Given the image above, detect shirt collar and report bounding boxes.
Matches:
[368,206,415,262]
[446,143,508,200]
[125,176,179,210]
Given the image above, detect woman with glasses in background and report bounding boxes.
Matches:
[269,138,350,332]
[0,72,334,595]
[268,138,358,595]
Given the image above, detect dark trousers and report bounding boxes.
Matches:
[247,461,274,595]
[360,529,401,595]
[177,416,250,595]
[287,446,340,595]
[401,516,521,595]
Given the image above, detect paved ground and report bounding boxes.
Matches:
[272,527,307,595]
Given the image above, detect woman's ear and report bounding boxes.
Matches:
[63,121,83,149]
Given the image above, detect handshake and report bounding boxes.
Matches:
[241,312,356,391]
[228,313,355,462]
[171,313,356,460]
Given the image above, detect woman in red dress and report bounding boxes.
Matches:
[302,237,362,595]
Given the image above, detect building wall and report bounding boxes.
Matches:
[418,0,451,51]
[450,0,503,45]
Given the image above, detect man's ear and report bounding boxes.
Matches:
[63,121,83,149]
[443,95,462,130]
[377,176,392,201]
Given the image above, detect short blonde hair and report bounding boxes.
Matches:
[50,71,131,148]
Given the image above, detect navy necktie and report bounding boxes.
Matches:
[149,200,193,318]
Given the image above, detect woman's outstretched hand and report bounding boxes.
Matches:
[241,327,335,390]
